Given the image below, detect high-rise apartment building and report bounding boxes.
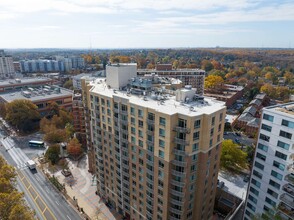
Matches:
[0,50,15,78]
[244,103,294,220]
[83,63,226,220]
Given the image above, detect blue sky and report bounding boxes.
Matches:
[0,0,293,48]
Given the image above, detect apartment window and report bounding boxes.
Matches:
[192,143,199,152]
[273,160,285,171]
[192,154,198,161]
[139,130,143,138]
[159,139,165,148]
[131,107,135,115]
[139,140,144,148]
[159,128,165,137]
[267,188,278,199]
[158,170,164,179]
[131,127,136,135]
[253,170,262,179]
[159,117,166,126]
[265,197,276,207]
[247,202,256,212]
[131,117,135,125]
[159,160,164,169]
[256,152,266,161]
[131,136,136,144]
[271,170,283,180]
[269,179,280,190]
[210,128,214,137]
[191,164,196,172]
[147,145,154,152]
[263,113,274,122]
[132,146,136,153]
[277,140,290,150]
[220,113,223,121]
[282,119,294,128]
[275,151,287,160]
[211,116,215,126]
[159,150,164,159]
[193,131,200,140]
[280,130,292,140]
[209,139,213,147]
[257,143,268,152]
[254,161,264,170]
[261,124,272,132]
[251,178,261,188]
[250,186,259,196]
[218,124,222,132]
[259,133,270,142]
[138,120,144,128]
[248,195,257,204]
[194,119,201,129]
[138,109,143,117]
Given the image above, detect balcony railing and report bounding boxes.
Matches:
[171,169,186,177]
[173,126,191,134]
[170,198,184,206]
[146,119,155,124]
[283,184,294,197]
[278,203,294,219]
[170,188,184,197]
[173,149,187,156]
[170,179,186,187]
[285,174,294,184]
[174,137,189,146]
[169,207,183,215]
[171,160,187,167]
[280,194,294,208]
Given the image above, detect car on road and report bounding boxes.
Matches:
[235,132,241,136]
[235,138,241,144]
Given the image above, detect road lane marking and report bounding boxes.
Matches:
[55,201,60,206]
[66,215,71,220]
[17,170,57,220]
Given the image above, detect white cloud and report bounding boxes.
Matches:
[22,25,61,31]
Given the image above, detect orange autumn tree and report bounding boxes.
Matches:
[67,137,83,159]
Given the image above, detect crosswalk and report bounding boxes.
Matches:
[1,137,30,170]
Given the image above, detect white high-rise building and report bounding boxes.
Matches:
[0,50,15,78]
[244,102,294,220]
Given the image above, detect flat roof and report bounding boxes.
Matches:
[265,102,294,116]
[89,79,225,116]
[0,77,52,87]
[0,87,73,103]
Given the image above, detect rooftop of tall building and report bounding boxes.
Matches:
[267,102,294,116]
[0,77,52,87]
[89,78,225,116]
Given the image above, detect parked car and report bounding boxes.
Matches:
[235,138,241,144]
[235,132,241,136]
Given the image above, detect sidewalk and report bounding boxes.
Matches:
[53,156,121,220]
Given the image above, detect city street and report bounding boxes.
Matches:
[0,132,82,220]
[223,132,256,147]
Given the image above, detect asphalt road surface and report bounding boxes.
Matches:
[223,132,256,147]
[0,133,82,220]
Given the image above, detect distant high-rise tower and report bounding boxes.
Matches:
[0,50,15,78]
[244,103,294,220]
[82,63,226,220]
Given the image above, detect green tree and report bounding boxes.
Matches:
[45,144,60,165]
[5,100,40,132]
[0,103,6,118]
[63,79,73,90]
[220,140,247,170]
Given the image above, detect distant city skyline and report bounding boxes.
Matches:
[0,0,293,49]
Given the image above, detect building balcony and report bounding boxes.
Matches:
[171,169,186,177]
[173,126,191,134]
[121,154,129,161]
[113,108,119,113]
[280,194,294,208]
[169,207,183,215]
[146,119,155,124]
[170,198,184,206]
[146,202,153,210]
[174,137,189,146]
[171,160,187,167]
[169,216,181,220]
[278,203,294,219]
[146,139,154,145]
[170,179,186,187]
[146,177,154,185]
[285,174,294,184]
[173,149,187,156]
[170,188,184,197]
[283,184,294,197]
[146,168,153,176]
[146,130,154,135]
[121,110,128,115]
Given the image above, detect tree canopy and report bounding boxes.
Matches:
[204,75,224,91]
[5,100,40,132]
[67,137,83,159]
[0,156,35,220]
[45,144,60,165]
[220,140,247,171]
